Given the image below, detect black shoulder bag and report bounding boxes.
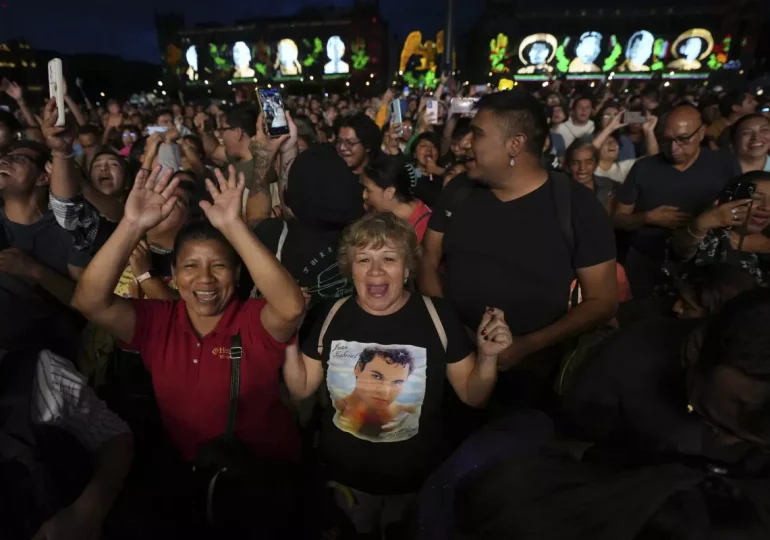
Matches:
[192,333,293,527]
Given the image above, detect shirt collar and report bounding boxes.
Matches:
[174,297,243,338]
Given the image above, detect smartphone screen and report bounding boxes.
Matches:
[257,88,289,137]
[390,99,403,125]
[147,125,169,135]
[425,99,439,124]
[623,111,646,124]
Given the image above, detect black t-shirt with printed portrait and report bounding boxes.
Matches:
[429,177,616,336]
[300,293,473,495]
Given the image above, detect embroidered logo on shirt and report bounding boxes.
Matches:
[212,347,232,359]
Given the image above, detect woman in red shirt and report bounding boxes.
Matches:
[362,155,432,242]
[71,165,305,529]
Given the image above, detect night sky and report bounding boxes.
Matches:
[0,0,484,64]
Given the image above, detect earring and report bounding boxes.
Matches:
[509,156,515,167]
[403,278,408,284]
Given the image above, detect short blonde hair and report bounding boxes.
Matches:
[338,213,423,277]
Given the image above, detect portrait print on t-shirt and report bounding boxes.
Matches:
[328,341,427,443]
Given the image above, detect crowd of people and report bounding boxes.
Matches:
[1,67,770,540]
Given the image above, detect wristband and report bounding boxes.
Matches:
[135,272,152,284]
[51,150,75,160]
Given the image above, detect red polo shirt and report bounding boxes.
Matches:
[123,298,298,462]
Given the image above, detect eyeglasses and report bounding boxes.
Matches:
[336,138,362,150]
[122,132,137,138]
[662,125,703,147]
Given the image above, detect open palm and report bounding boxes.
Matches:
[200,166,246,230]
[124,167,180,232]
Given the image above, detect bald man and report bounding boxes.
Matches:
[611,105,741,298]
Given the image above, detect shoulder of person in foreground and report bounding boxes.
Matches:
[570,180,617,267]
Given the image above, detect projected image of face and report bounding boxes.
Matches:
[576,32,602,65]
[232,41,255,78]
[185,45,198,81]
[627,31,654,66]
[681,37,702,61]
[276,39,302,76]
[324,35,350,75]
[528,42,549,66]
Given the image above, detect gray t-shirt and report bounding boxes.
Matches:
[0,208,92,276]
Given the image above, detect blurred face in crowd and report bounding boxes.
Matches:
[365,107,376,121]
[184,105,195,118]
[361,174,393,213]
[351,240,408,315]
[336,126,367,172]
[78,133,100,160]
[701,104,720,125]
[743,180,770,235]
[662,107,704,165]
[174,237,238,319]
[414,139,439,169]
[673,284,708,319]
[399,119,414,142]
[600,106,620,129]
[0,146,47,196]
[121,127,137,147]
[172,104,183,119]
[568,146,597,187]
[325,106,338,126]
[735,116,770,161]
[107,100,121,115]
[572,98,592,124]
[599,136,620,163]
[157,113,174,128]
[451,132,472,162]
[641,94,658,112]
[551,106,566,125]
[90,154,125,196]
[546,93,562,107]
[735,93,758,117]
[310,99,320,113]
[218,120,244,157]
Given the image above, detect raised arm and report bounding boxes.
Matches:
[201,167,305,342]
[195,112,227,164]
[671,199,752,261]
[40,99,124,222]
[642,115,659,156]
[417,228,445,297]
[447,308,510,407]
[2,78,38,130]
[592,110,626,150]
[245,111,295,227]
[63,79,87,127]
[72,167,181,344]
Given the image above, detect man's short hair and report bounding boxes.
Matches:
[640,87,661,102]
[77,124,101,137]
[155,109,174,122]
[564,139,598,166]
[6,140,51,168]
[356,347,415,376]
[474,90,548,155]
[571,95,593,109]
[224,106,258,138]
[719,89,748,118]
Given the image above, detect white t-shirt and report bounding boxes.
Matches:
[554,119,596,149]
[596,159,636,184]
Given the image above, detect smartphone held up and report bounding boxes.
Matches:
[48,58,66,127]
[257,88,290,137]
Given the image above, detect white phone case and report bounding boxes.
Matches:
[48,58,66,127]
[390,99,403,125]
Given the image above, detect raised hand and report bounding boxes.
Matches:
[200,165,246,230]
[695,198,753,231]
[38,98,75,152]
[477,308,514,359]
[253,111,289,152]
[123,166,180,232]
[1,78,23,102]
[642,114,658,134]
[279,110,298,155]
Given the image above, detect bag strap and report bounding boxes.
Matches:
[421,296,447,353]
[413,210,432,229]
[276,221,289,262]
[317,297,350,356]
[225,332,242,439]
[549,172,575,258]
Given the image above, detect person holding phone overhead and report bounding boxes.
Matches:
[591,107,659,185]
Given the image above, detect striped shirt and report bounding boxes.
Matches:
[49,192,101,252]
[28,349,130,451]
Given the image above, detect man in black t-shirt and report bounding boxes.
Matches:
[417,90,617,407]
[613,104,741,298]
